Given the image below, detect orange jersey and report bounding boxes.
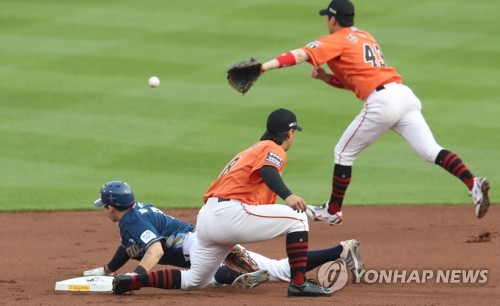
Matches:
[203,140,287,205]
[303,27,403,100]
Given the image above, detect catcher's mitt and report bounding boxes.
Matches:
[227,58,262,94]
[224,244,260,274]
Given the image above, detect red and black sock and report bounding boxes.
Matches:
[286,231,308,286]
[328,164,352,214]
[134,269,182,289]
[435,149,474,190]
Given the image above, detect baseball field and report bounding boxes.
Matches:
[0,0,499,304]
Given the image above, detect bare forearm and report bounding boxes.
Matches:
[262,49,309,72]
[326,74,346,89]
[311,67,346,89]
[137,242,164,272]
[138,251,162,272]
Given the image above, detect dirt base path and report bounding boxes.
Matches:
[0,205,498,305]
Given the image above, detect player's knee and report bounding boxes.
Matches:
[334,148,357,165]
[291,213,309,231]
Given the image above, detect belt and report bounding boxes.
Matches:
[217,198,231,202]
[375,85,385,92]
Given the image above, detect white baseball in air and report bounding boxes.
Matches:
[148,76,160,88]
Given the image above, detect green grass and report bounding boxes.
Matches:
[1,0,499,211]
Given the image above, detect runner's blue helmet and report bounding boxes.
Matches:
[94,180,135,207]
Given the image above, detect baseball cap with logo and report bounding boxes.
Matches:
[266,108,302,133]
[319,0,355,27]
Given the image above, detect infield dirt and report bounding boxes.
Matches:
[0,205,498,305]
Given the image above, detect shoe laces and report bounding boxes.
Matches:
[344,256,355,271]
[341,246,356,271]
[306,278,317,284]
[305,279,321,287]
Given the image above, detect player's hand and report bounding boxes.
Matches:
[285,194,307,213]
[83,265,115,276]
[83,267,108,277]
[311,67,329,81]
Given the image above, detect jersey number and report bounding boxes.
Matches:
[363,44,386,67]
[219,157,240,177]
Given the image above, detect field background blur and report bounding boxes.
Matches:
[1,0,499,210]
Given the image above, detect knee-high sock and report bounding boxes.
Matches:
[213,265,240,285]
[286,231,308,285]
[435,149,474,190]
[306,245,343,271]
[328,164,352,214]
[131,269,182,290]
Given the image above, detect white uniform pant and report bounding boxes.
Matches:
[247,251,290,282]
[180,198,308,290]
[184,231,292,284]
[335,83,443,165]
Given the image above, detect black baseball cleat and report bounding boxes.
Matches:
[287,280,333,297]
[112,274,139,295]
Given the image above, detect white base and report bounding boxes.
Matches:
[55,276,113,292]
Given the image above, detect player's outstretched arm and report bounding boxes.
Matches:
[83,245,130,276]
[261,48,310,72]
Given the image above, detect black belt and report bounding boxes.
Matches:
[217,198,231,202]
[376,85,385,92]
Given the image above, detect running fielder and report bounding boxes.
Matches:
[234,0,491,225]
[84,181,363,288]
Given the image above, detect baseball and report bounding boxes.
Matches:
[148,76,160,88]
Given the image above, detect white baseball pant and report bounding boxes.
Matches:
[335,82,443,165]
[180,197,308,290]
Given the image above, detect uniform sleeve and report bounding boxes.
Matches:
[260,166,292,200]
[121,219,163,253]
[137,223,164,250]
[106,245,130,272]
[252,143,287,173]
[302,35,343,67]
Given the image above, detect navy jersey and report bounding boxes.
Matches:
[118,202,195,268]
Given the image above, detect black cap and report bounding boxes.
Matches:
[266,108,302,133]
[319,0,355,27]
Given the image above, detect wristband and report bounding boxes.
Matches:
[276,52,296,68]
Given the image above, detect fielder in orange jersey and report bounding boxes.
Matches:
[257,0,490,225]
[111,109,333,297]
